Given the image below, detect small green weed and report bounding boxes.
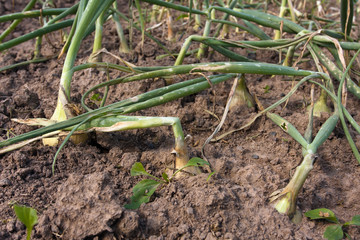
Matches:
[90,93,103,102]
[263,85,271,93]
[305,208,360,240]
[13,204,38,240]
[125,157,212,209]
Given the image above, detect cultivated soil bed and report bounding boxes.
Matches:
[1,1,360,239]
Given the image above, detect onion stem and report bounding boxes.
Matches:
[310,88,331,117]
[271,153,316,216]
[229,74,255,109]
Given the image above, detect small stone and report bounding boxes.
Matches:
[15,220,25,230]
[45,169,52,178]
[6,220,16,233]
[148,236,159,240]
[251,154,259,159]
[114,211,139,238]
[13,88,39,109]
[269,132,277,136]
[151,202,159,211]
[0,178,11,187]
[177,224,189,235]
[247,52,256,60]
[120,152,139,170]
[186,207,194,215]
[0,113,9,123]
[224,232,238,240]
[205,232,217,240]
[270,158,280,165]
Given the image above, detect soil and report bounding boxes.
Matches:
[1,1,360,240]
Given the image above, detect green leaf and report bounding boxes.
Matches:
[345,215,360,226]
[186,157,210,167]
[124,179,161,210]
[162,172,169,183]
[263,85,271,93]
[305,208,339,223]
[173,157,209,176]
[130,162,154,178]
[90,93,102,101]
[344,232,352,240]
[176,14,189,21]
[13,204,38,240]
[324,225,343,240]
[207,171,216,181]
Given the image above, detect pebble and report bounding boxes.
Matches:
[224,232,238,240]
[0,178,11,187]
[6,220,16,232]
[186,207,194,215]
[15,220,25,230]
[205,232,217,240]
[251,154,259,159]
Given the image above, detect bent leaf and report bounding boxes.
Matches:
[207,171,216,181]
[124,179,161,209]
[305,208,339,223]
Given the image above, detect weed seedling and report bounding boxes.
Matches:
[125,157,212,209]
[263,85,272,94]
[305,208,360,240]
[12,204,38,240]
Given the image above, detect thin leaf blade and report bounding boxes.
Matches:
[207,171,216,181]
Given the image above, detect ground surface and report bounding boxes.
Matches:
[0,0,360,239]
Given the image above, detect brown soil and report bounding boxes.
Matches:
[1,1,360,239]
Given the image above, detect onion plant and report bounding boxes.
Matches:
[145,0,360,97]
[340,0,355,38]
[268,104,339,218]
[112,1,130,53]
[0,0,37,43]
[50,0,115,127]
[0,73,235,173]
[270,49,360,218]
[88,9,107,63]
[64,115,201,175]
[0,61,318,174]
[0,4,79,53]
[0,1,117,146]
